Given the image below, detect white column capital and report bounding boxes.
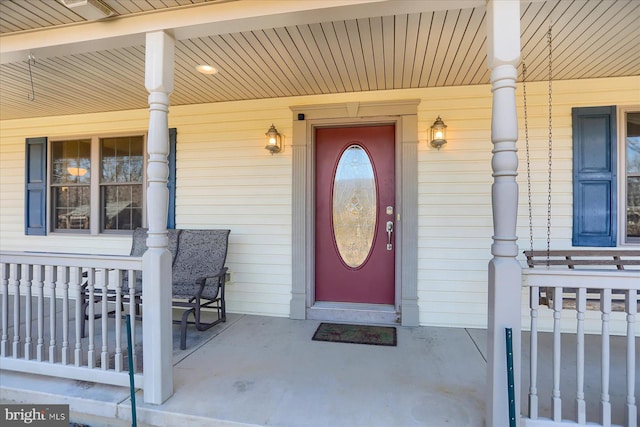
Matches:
[145,31,175,94]
[486,0,521,69]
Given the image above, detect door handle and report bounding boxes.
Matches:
[386,221,393,250]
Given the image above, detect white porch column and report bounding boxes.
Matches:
[143,30,174,404]
[486,1,522,426]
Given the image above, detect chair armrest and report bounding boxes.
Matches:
[193,267,228,298]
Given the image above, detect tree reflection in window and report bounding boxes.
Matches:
[626,112,640,239]
[101,136,143,230]
[51,139,91,230]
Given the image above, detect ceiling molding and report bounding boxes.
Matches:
[0,0,486,65]
[0,0,638,120]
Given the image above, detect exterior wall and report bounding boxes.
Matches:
[513,76,640,334]
[0,111,149,255]
[1,76,638,326]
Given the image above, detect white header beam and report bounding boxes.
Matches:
[0,0,485,65]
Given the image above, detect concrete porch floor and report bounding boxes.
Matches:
[1,314,488,426]
[1,313,633,426]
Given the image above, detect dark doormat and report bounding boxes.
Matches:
[312,322,397,346]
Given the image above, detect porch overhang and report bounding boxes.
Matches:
[0,0,485,65]
[1,0,637,120]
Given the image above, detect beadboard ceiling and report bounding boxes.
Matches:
[0,0,638,120]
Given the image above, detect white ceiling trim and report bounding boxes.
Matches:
[0,0,486,65]
[1,0,637,121]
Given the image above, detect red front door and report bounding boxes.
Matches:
[315,125,395,304]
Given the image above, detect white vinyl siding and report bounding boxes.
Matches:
[168,104,292,316]
[1,75,639,325]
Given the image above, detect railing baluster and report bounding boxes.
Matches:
[0,253,144,389]
[71,266,82,367]
[47,265,57,363]
[600,288,612,427]
[1,263,8,357]
[11,263,22,358]
[87,268,96,369]
[101,269,109,370]
[129,269,137,372]
[34,265,44,362]
[114,269,123,372]
[576,287,586,424]
[626,289,638,427]
[59,266,69,365]
[529,285,539,419]
[21,264,33,360]
[552,286,562,422]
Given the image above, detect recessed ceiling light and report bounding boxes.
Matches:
[60,0,115,21]
[196,65,218,75]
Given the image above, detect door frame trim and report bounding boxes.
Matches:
[289,100,420,326]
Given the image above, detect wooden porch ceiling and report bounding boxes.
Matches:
[0,0,638,121]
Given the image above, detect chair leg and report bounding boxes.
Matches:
[220,297,226,322]
[81,300,88,338]
[174,294,225,350]
[81,297,96,338]
[194,302,224,331]
[180,307,195,350]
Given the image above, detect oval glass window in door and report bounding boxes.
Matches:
[332,144,377,268]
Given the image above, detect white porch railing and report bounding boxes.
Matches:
[0,251,143,389]
[522,269,638,427]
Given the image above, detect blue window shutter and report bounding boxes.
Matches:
[25,137,47,235]
[572,106,617,246]
[167,128,177,229]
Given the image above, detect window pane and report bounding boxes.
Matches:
[101,135,144,231]
[49,135,145,233]
[627,113,640,174]
[51,140,91,231]
[628,177,640,239]
[102,184,143,230]
[101,138,118,183]
[53,186,90,230]
[626,112,640,240]
[101,136,143,183]
[332,145,377,268]
[51,140,91,185]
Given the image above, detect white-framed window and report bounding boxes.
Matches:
[49,134,146,234]
[619,106,640,244]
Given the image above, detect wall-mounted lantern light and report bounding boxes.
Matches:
[265,124,282,155]
[430,116,447,150]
